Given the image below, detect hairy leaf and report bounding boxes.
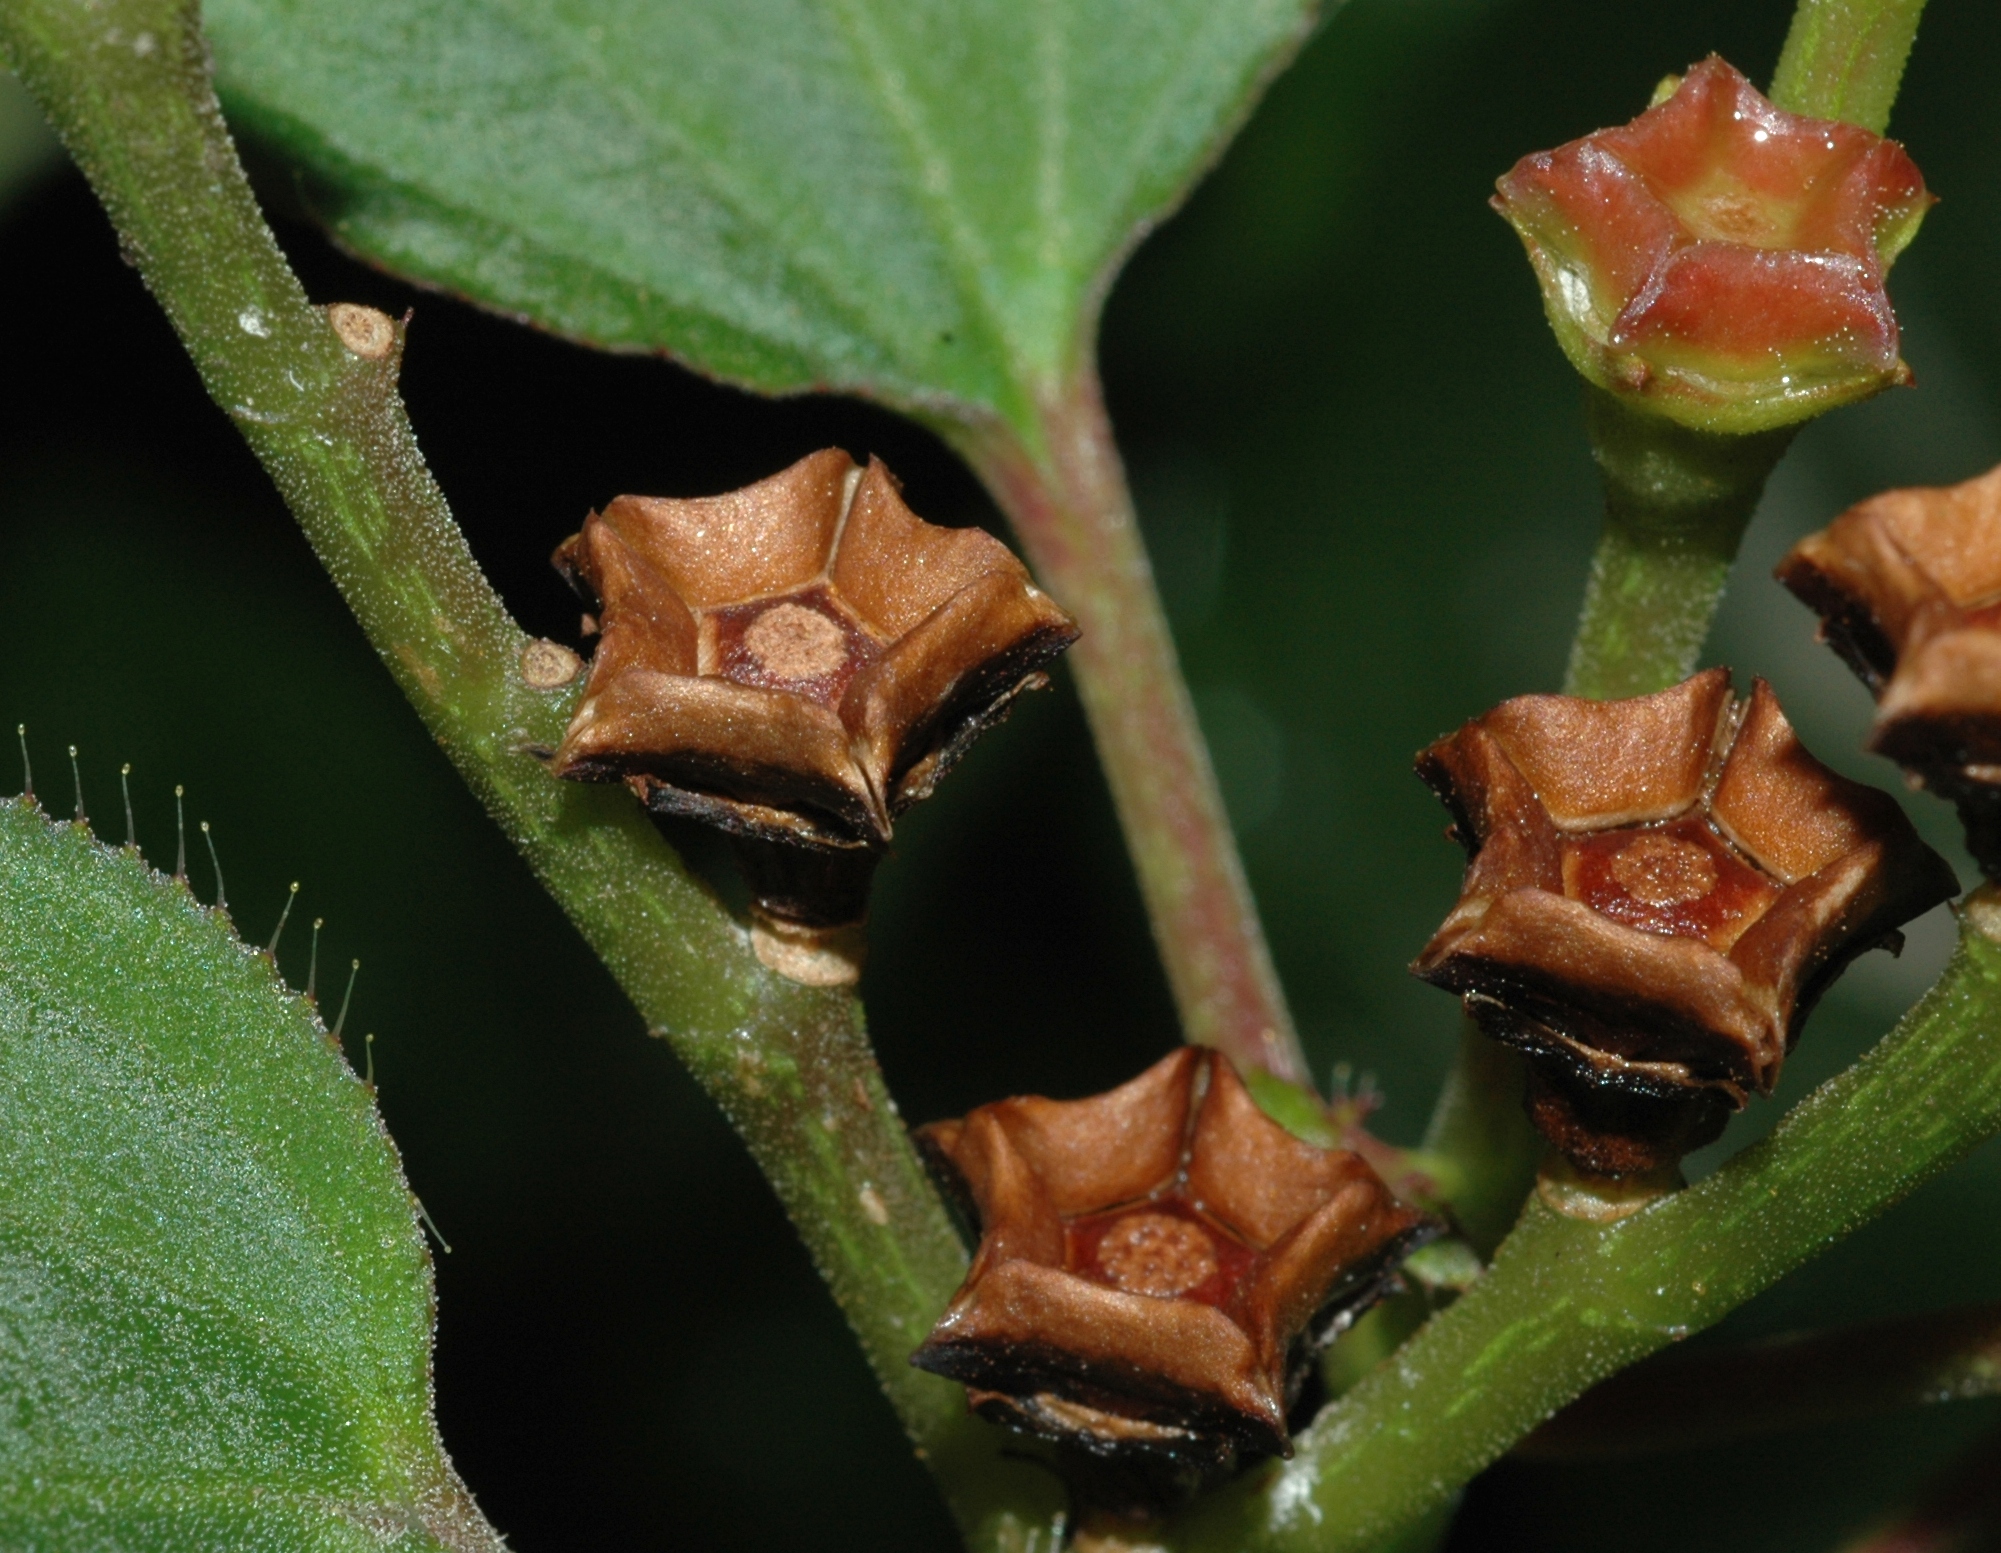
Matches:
[204,0,1322,431]
[0,798,499,1553]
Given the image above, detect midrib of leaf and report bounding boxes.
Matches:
[819,0,1317,420]
[473,0,905,368]
[819,0,1039,420]
[1033,0,1071,282]
[1077,0,1316,334]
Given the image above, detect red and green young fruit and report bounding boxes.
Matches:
[1494,56,1932,436]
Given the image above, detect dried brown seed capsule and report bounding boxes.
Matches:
[1777,463,2001,875]
[549,450,1079,956]
[1413,669,1957,1177]
[910,1047,1433,1474]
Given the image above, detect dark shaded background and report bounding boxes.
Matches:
[4,0,2001,1547]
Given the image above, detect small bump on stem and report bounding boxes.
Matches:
[749,911,867,987]
[1961,883,2001,946]
[327,301,395,360]
[518,637,581,689]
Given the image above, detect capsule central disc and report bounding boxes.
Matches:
[742,602,849,682]
[1607,832,1719,907]
[1673,181,1791,247]
[1094,1211,1220,1298]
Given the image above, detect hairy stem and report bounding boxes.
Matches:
[1563,387,1796,700]
[1419,1019,1546,1257]
[1771,0,1930,131]
[1519,1301,2001,1459]
[0,2,1062,1543]
[1166,909,2001,1553]
[952,370,1310,1087]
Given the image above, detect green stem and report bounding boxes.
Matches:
[0,3,1061,1544]
[1771,0,1929,132]
[1519,1301,2001,1459]
[1563,387,1795,700]
[1165,908,2001,1553]
[1418,1019,1546,1257]
[951,370,1312,1088]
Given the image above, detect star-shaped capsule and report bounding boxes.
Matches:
[911,1047,1432,1468]
[550,449,1077,978]
[1778,461,2001,876]
[1413,670,1956,1175]
[1493,56,1932,434]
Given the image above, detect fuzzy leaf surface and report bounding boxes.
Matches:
[203,0,1321,430]
[0,798,497,1553]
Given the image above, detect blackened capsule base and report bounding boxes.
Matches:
[1470,996,1739,1180]
[730,835,880,987]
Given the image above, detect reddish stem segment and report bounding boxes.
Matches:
[1838,1419,2001,1553]
[954,369,1310,1087]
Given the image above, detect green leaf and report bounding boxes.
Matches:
[203,0,1323,432]
[0,797,499,1553]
